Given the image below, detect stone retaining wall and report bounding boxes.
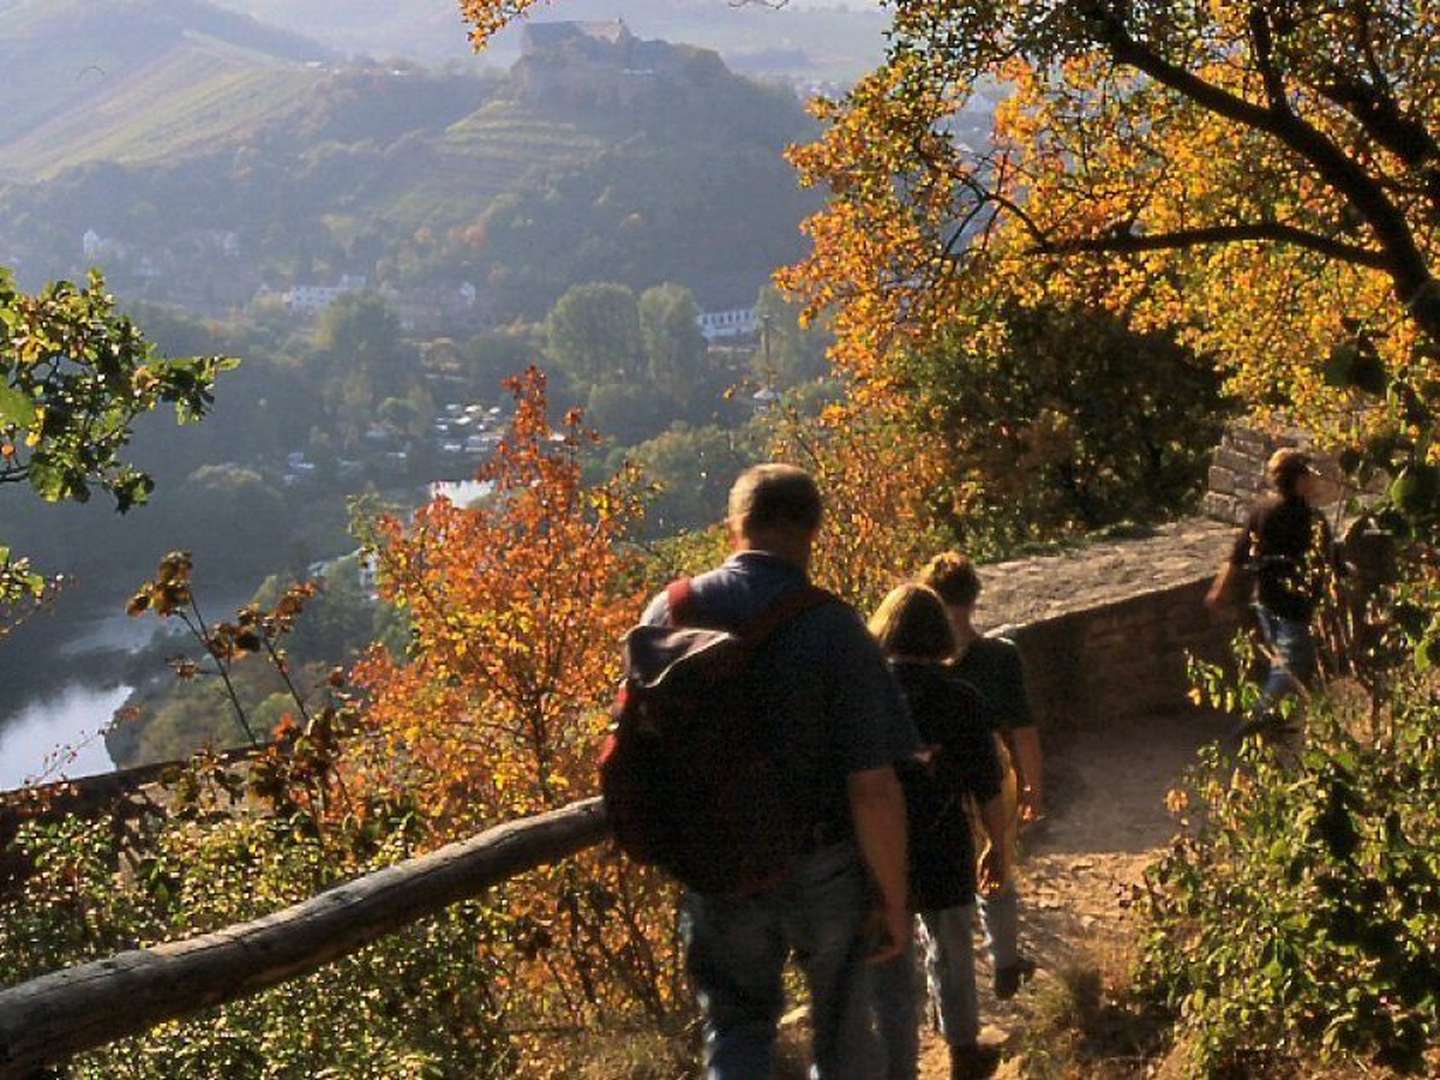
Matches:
[973,520,1240,732]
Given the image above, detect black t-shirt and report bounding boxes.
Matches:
[889,660,1003,911]
[1229,495,1332,622]
[951,636,1034,732]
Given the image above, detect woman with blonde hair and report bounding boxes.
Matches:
[868,583,1009,1080]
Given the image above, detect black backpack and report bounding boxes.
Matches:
[598,578,834,895]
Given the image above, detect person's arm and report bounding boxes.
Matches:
[976,789,1011,895]
[1204,558,1242,612]
[848,765,909,964]
[993,644,1042,823]
[1208,520,1256,611]
[1008,725,1044,824]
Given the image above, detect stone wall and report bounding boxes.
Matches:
[1201,423,1350,525]
[974,520,1240,732]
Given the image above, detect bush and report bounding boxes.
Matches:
[1137,674,1440,1076]
[0,797,514,1079]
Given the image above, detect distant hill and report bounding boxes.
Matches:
[0,0,333,180]
[0,16,822,315]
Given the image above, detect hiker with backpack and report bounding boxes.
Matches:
[867,583,1011,1080]
[919,553,1038,1002]
[603,464,919,1079]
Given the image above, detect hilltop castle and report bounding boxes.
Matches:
[514,19,727,110]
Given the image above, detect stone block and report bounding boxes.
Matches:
[1212,447,1254,474]
[1208,465,1238,494]
[1229,428,1268,454]
[1202,492,1245,524]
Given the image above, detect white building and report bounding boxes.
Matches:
[698,306,760,342]
[281,274,368,316]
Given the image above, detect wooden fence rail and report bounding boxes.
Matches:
[0,797,609,1078]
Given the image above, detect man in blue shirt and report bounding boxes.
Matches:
[641,463,919,1079]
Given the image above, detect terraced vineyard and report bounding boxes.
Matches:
[2,37,322,179]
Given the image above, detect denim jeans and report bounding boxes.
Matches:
[679,842,883,1080]
[871,904,980,1080]
[977,883,1019,970]
[1254,606,1317,701]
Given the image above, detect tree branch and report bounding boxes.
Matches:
[1079,0,1440,339]
[1032,221,1391,270]
[1248,6,1289,114]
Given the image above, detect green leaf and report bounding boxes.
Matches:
[0,382,35,428]
[1389,464,1440,517]
[1416,634,1440,673]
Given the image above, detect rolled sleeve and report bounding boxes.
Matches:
[641,590,670,628]
[824,608,920,773]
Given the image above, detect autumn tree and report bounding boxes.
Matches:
[773,1,1440,456]
[768,400,954,614]
[352,368,684,1067]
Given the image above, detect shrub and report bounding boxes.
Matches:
[1137,673,1440,1076]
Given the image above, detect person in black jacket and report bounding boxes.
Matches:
[867,583,1011,1080]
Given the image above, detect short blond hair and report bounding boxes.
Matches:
[919,551,981,608]
[728,464,823,535]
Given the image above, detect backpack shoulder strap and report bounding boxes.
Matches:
[740,585,836,652]
[665,578,696,627]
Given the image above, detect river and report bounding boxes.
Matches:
[0,588,252,791]
[0,683,135,789]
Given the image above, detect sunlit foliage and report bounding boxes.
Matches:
[779,0,1440,463]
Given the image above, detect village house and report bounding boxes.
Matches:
[697,306,760,341]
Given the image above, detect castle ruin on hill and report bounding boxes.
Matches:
[514,19,729,110]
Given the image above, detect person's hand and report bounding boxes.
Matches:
[1203,588,1228,615]
[864,901,912,964]
[1018,786,1045,828]
[977,844,1007,896]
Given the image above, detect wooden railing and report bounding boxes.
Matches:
[0,797,609,1078]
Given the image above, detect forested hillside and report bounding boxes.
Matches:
[0,3,820,316]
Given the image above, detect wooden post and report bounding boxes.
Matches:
[0,797,609,1077]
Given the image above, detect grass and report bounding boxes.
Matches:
[1011,945,1171,1080]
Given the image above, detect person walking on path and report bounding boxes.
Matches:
[1205,448,1334,732]
[639,464,919,1079]
[868,583,1011,1080]
[919,553,1038,1001]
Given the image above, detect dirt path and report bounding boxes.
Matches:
[916,711,1233,1078]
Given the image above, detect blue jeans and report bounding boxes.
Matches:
[680,842,883,1080]
[1255,606,1317,702]
[977,883,1019,970]
[872,905,980,1080]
